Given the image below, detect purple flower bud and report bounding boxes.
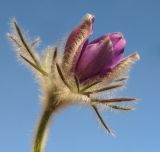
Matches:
[75,32,126,82]
[63,14,126,82]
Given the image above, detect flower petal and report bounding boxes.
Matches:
[62,14,94,72]
[75,37,113,81]
[75,32,126,83]
[100,33,126,74]
[84,52,140,85]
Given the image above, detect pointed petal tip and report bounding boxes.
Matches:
[84,13,95,23]
[110,32,124,39]
[103,36,113,48]
[109,32,126,46]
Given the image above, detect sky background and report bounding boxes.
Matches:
[0,0,160,152]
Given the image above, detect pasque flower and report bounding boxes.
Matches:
[63,15,126,83]
[63,14,127,83]
[8,14,140,152]
[74,32,126,82]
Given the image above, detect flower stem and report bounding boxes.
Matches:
[32,105,54,152]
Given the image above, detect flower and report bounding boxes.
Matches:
[75,32,126,82]
[8,14,140,152]
[63,14,126,83]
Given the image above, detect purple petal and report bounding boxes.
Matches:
[75,37,113,81]
[106,32,126,67]
[75,32,126,82]
[97,33,126,78]
[62,14,95,71]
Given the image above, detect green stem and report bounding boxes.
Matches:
[32,105,54,152]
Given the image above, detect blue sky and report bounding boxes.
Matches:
[0,0,160,152]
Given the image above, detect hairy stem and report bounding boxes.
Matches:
[32,105,54,152]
